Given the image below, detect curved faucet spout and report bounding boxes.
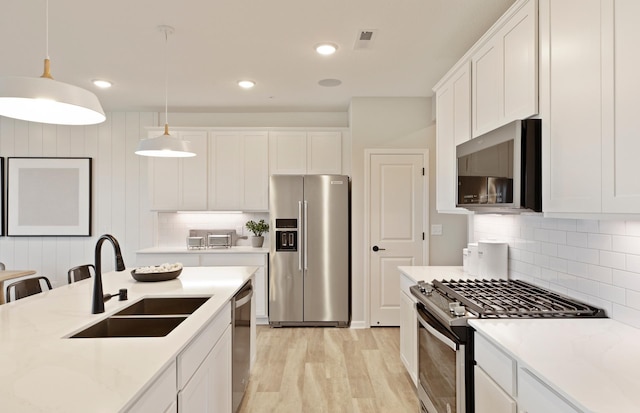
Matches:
[92,234,126,314]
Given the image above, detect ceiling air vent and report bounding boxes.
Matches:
[354,29,378,50]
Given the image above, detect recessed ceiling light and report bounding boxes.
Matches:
[238,80,256,89]
[315,43,338,56]
[92,79,112,89]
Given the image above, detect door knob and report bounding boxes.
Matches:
[372,245,386,252]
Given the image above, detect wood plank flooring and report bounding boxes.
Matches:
[238,326,418,413]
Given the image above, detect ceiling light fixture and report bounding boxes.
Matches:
[92,79,112,89]
[0,0,105,125]
[135,25,195,158]
[315,43,338,55]
[238,80,256,89]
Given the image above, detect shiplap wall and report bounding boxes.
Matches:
[0,113,157,288]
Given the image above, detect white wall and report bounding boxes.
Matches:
[474,214,640,328]
[349,97,467,327]
[0,113,157,288]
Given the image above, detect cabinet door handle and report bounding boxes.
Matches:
[372,245,386,252]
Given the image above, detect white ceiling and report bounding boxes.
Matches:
[0,0,515,113]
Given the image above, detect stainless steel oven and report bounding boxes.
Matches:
[417,303,468,413]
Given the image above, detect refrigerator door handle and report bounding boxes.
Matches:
[298,201,303,271]
[304,200,308,270]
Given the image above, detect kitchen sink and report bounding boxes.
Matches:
[69,316,187,338]
[69,296,212,338]
[113,296,211,316]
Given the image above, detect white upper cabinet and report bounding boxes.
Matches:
[148,130,208,211]
[434,62,471,212]
[208,131,269,211]
[540,0,640,215]
[269,130,343,175]
[602,0,640,213]
[472,0,538,137]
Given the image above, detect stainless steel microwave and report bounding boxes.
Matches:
[456,119,541,212]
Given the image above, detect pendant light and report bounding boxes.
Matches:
[135,25,195,158]
[0,0,105,125]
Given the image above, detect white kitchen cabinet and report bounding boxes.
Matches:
[540,0,640,216]
[127,361,177,413]
[474,330,581,413]
[517,367,580,413]
[399,286,418,386]
[601,0,640,213]
[148,130,208,211]
[209,131,269,211]
[434,62,471,212]
[269,130,343,175]
[474,366,516,413]
[472,0,537,138]
[178,325,232,413]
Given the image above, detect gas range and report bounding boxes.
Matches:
[410,278,606,329]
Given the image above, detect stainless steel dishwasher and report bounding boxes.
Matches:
[232,280,253,412]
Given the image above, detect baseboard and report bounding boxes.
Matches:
[349,320,367,329]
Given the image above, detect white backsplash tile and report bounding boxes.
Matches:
[473,214,640,328]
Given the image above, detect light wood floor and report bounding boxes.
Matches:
[238,326,418,413]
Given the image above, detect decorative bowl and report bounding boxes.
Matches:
[131,267,182,282]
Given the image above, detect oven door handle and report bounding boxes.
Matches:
[417,311,458,351]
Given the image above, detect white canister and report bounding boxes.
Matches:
[467,243,479,276]
[462,248,470,273]
[478,240,508,278]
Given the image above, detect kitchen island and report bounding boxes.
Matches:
[0,266,257,412]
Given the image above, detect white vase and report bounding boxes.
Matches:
[251,236,264,248]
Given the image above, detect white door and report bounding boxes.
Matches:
[368,151,426,326]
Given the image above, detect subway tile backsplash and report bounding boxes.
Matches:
[473,214,640,329]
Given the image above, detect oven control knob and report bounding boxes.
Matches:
[453,305,466,316]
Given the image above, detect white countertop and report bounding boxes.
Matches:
[0,266,257,412]
[398,266,468,284]
[470,318,640,413]
[137,246,269,254]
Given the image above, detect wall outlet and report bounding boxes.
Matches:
[431,224,443,236]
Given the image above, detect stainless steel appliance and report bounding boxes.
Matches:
[232,280,253,412]
[269,174,350,327]
[456,119,541,212]
[410,279,606,413]
[187,229,241,249]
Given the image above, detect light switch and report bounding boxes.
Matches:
[431,224,443,236]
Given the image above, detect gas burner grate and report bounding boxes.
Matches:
[432,279,606,318]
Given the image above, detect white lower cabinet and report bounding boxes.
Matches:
[178,302,232,413]
[399,273,418,386]
[127,360,178,413]
[474,366,516,413]
[517,367,580,413]
[475,331,582,413]
[178,325,232,413]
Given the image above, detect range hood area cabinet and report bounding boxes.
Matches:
[540,0,640,215]
[434,0,538,212]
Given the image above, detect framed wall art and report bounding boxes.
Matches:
[7,157,92,236]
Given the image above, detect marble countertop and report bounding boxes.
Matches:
[470,318,640,413]
[0,266,257,412]
[137,246,269,254]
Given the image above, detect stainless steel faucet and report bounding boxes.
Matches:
[92,234,126,314]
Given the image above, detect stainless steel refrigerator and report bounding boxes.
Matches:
[269,175,350,327]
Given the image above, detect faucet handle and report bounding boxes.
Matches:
[103,288,128,303]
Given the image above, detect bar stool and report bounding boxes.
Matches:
[67,264,95,284]
[5,276,53,302]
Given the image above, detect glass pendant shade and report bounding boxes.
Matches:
[0,69,106,125]
[135,124,195,158]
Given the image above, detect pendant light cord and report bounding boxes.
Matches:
[41,0,53,79]
[164,28,169,130]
